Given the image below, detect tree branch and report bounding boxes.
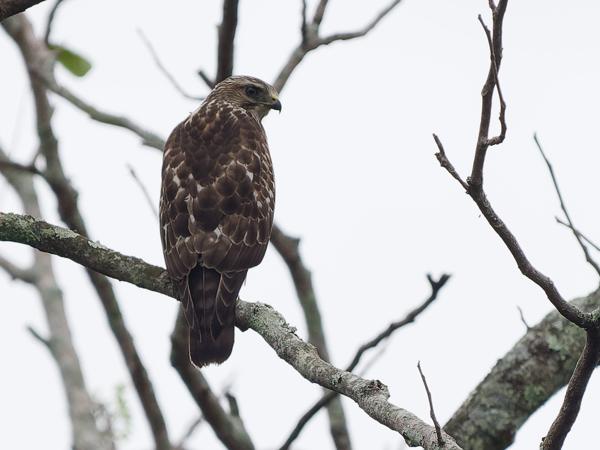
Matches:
[0,212,461,450]
[3,15,172,449]
[533,133,600,278]
[556,217,600,253]
[445,289,600,450]
[279,273,450,450]
[137,29,203,101]
[417,362,443,447]
[215,0,239,83]
[541,328,600,449]
[272,0,404,93]
[0,148,113,449]
[43,0,66,44]
[170,311,255,450]
[433,0,596,330]
[432,1,600,447]
[270,224,352,450]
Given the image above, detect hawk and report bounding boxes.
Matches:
[160,75,280,367]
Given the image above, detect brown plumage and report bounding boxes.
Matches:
[160,75,280,367]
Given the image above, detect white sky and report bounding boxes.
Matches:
[1,1,600,449]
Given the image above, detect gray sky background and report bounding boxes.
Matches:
[1,1,600,449]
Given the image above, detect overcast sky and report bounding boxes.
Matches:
[2,1,600,449]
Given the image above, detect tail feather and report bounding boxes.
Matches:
[185,266,247,367]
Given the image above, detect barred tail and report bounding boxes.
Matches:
[185,266,246,367]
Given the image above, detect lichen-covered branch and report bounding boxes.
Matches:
[279,274,450,450]
[445,289,600,450]
[0,212,460,450]
[270,225,352,450]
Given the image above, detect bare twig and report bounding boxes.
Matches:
[279,274,450,450]
[46,78,165,149]
[476,14,506,147]
[533,133,600,277]
[318,0,404,46]
[26,324,51,348]
[174,415,204,450]
[273,0,404,93]
[556,218,600,253]
[469,0,508,188]
[0,159,43,176]
[137,29,203,101]
[126,164,158,219]
[0,212,461,450]
[541,328,600,449]
[433,134,469,191]
[312,0,328,27]
[0,252,36,282]
[197,69,215,89]
[43,0,67,44]
[517,305,531,331]
[417,362,444,447]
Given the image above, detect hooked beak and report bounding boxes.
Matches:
[270,98,282,112]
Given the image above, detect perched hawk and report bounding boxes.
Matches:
[160,75,280,367]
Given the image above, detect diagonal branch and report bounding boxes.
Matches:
[137,29,203,101]
[432,1,600,448]
[541,328,600,449]
[556,218,600,253]
[0,211,461,450]
[279,273,450,450]
[533,133,600,278]
[270,224,352,450]
[273,0,404,93]
[432,0,595,330]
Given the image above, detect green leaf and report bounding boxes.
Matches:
[50,45,92,77]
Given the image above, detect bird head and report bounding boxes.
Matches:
[209,75,281,120]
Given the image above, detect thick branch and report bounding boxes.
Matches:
[445,289,600,450]
[280,274,449,450]
[0,212,461,450]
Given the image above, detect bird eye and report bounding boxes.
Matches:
[245,85,260,97]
